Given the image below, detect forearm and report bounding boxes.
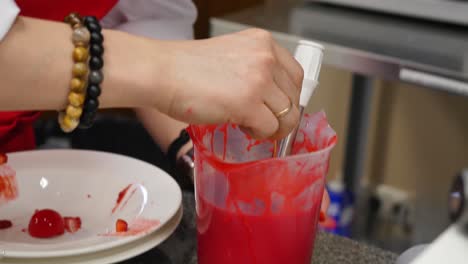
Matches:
[0,16,165,111]
[1,18,305,140]
[136,108,192,156]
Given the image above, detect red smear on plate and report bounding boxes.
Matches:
[119,188,138,212]
[0,220,13,229]
[112,184,132,214]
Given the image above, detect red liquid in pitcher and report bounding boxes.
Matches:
[191,112,336,264]
[197,196,320,264]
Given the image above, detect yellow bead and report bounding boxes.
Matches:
[68,92,85,107]
[58,112,78,133]
[64,115,79,128]
[70,78,85,92]
[72,27,90,46]
[72,62,88,78]
[66,105,83,119]
[73,47,88,62]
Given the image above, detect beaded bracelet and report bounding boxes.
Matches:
[58,13,90,133]
[79,16,104,129]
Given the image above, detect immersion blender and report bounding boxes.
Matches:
[275,40,324,157]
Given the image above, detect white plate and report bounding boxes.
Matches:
[0,150,182,259]
[0,206,183,264]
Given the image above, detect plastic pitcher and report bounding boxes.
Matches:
[188,111,337,264]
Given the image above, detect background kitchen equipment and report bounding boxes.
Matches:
[396,170,468,264]
[309,0,468,26]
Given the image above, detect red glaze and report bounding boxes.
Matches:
[112,184,132,214]
[28,209,65,238]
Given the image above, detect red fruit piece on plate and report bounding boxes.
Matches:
[0,164,18,203]
[28,209,65,238]
[64,217,82,233]
[0,220,13,229]
[0,153,7,165]
[116,219,128,232]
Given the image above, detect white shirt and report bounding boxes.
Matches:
[0,0,197,41]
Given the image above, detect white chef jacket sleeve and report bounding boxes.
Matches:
[0,0,20,41]
[101,0,197,40]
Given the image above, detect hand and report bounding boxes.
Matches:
[321,190,330,220]
[154,29,304,140]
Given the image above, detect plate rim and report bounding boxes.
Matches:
[0,205,184,264]
[1,149,182,259]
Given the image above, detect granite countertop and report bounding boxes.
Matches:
[121,192,397,264]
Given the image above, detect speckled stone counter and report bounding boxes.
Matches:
[121,192,397,264]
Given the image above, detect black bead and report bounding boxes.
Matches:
[90,44,104,56]
[79,123,91,129]
[89,56,103,70]
[89,71,103,85]
[80,111,91,120]
[80,110,95,122]
[90,32,103,44]
[83,16,98,25]
[87,22,101,33]
[79,116,94,129]
[84,98,99,111]
[87,84,101,98]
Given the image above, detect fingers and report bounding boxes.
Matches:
[269,41,303,139]
[204,28,305,140]
[272,42,304,93]
[321,189,330,215]
[243,28,303,91]
[273,66,299,107]
[243,104,279,139]
[263,82,300,140]
[239,29,302,139]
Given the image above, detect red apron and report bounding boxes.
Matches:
[0,0,118,153]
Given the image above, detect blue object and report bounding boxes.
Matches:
[322,180,354,237]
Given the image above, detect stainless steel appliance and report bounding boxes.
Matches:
[310,0,468,26]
